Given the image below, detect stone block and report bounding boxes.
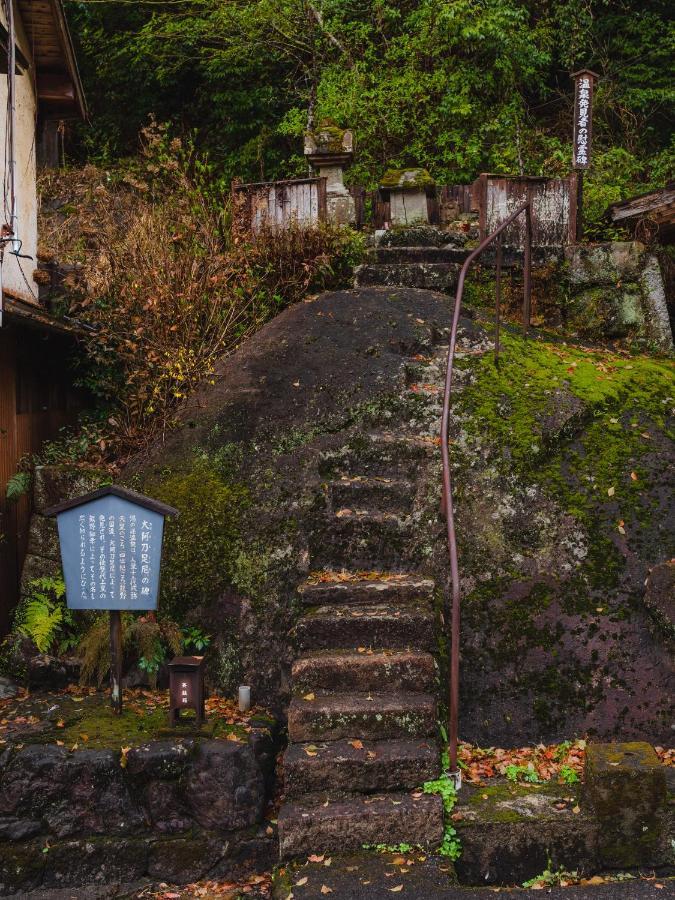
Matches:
[284,737,439,797]
[278,792,443,858]
[0,745,144,839]
[584,742,667,867]
[566,241,646,288]
[565,284,645,339]
[42,837,149,889]
[147,835,225,884]
[640,255,674,350]
[33,465,108,515]
[0,839,45,895]
[19,554,61,592]
[182,739,268,831]
[26,514,60,561]
[454,782,599,885]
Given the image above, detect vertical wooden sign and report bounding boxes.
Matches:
[572,69,598,170]
[571,69,599,240]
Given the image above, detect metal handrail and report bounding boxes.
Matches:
[441,201,533,782]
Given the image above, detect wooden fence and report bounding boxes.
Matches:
[232,177,327,233]
[476,173,578,247]
[232,173,577,247]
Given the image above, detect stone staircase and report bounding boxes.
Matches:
[354,244,469,293]
[277,431,445,858]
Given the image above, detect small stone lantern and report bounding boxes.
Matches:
[168,656,206,726]
[379,168,436,226]
[304,120,356,225]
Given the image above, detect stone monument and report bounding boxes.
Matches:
[379,168,436,225]
[304,120,356,226]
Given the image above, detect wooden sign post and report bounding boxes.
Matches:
[572,68,599,240]
[46,486,178,714]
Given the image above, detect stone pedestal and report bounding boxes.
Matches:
[304,122,356,226]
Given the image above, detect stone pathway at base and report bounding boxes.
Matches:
[278,424,447,858]
[274,855,673,899]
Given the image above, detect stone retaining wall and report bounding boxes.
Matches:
[0,731,275,893]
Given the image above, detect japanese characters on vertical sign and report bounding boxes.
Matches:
[572,69,598,169]
[47,487,178,611]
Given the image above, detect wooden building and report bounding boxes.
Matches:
[607,182,675,244]
[0,1,86,630]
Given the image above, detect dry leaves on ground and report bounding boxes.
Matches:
[458,740,586,784]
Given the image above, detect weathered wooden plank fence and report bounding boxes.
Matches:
[232,177,327,233]
[476,173,578,247]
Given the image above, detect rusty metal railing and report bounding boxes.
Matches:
[441,201,532,784]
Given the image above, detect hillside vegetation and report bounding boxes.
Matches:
[66,0,673,232]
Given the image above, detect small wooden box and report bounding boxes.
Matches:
[168,656,206,726]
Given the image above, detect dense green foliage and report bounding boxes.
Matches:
[66,0,673,209]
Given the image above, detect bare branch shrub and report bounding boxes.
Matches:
[38,121,362,465]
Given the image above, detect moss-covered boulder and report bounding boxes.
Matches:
[564,242,673,348]
[120,285,672,745]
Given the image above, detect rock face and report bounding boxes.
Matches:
[0,731,274,893]
[643,560,675,643]
[564,241,673,348]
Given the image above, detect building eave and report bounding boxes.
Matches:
[17,0,87,120]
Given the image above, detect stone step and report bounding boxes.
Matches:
[278,791,444,858]
[287,691,437,743]
[311,509,413,569]
[318,432,437,478]
[292,649,437,694]
[367,246,470,265]
[327,476,414,513]
[354,262,460,293]
[283,737,440,797]
[294,602,436,652]
[297,574,435,607]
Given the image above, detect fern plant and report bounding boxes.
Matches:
[6,471,31,503]
[15,577,74,654]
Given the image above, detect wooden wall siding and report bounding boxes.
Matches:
[0,326,83,632]
[438,184,476,215]
[477,173,578,247]
[232,177,327,234]
[348,185,366,230]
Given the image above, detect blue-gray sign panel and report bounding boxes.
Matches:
[56,495,165,610]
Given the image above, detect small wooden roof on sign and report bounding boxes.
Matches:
[571,68,600,81]
[45,485,179,518]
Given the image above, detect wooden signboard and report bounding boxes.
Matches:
[46,486,178,713]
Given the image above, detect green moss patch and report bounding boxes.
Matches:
[462,780,580,824]
[380,168,436,190]
[0,691,259,750]
[143,456,250,621]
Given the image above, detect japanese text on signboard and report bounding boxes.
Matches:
[574,74,594,169]
[78,511,155,606]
